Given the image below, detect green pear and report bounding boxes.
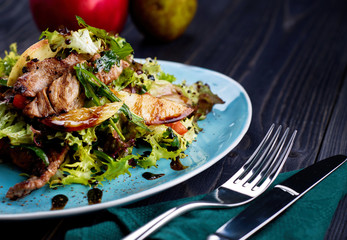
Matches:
[130,0,197,42]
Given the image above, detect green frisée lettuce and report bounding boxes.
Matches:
[112,58,178,94]
[49,127,100,186]
[0,103,33,145]
[48,115,197,186]
[40,16,133,59]
[49,125,137,186]
[138,117,197,169]
[179,81,224,120]
[76,16,133,60]
[40,28,101,55]
[0,43,20,79]
[93,151,135,181]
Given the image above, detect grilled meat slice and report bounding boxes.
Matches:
[13,53,86,98]
[6,145,69,200]
[12,52,133,119]
[95,59,130,85]
[23,87,56,117]
[23,73,85,118]
[61,52,87,66]
[16,53,87,118]
[14,58,66,97]
[48,73,84,113]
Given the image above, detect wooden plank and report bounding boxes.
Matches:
[182,0,347,171]
[122,1,238,62]
[319,70,347,240]
[318,76,347,158]
[0,0,40,53]
[325,195,347,240]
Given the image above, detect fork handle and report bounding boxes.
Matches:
[122,201,214,240]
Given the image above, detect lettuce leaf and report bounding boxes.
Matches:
[94,151,135,181]
[138,135,186,168]
[158,72,176,83]
[137,121,197,169]
[0,103,33,145]
[179,81,224,120]
[60,145,101,185]
[49,127,100,186]
[112,68,137,91]
[40,28,101,55]
[0,43,20,78]
[76,16,133,59]
[49,126,134,185]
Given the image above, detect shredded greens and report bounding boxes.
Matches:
[0,103,33,145]
[0,43,20,79]
[40,28,101,55]
[76,16,133,59]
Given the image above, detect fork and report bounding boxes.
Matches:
[123,124,297,240]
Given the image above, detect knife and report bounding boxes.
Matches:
[207,155,347,240]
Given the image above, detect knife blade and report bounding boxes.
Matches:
[207,155,347,240]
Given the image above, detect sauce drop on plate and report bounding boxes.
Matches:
[87,188,103,205]
[142,172,165,180]
[51,194,68,210]
[170,158,188,171]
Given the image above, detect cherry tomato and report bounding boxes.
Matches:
[166,121,188,135]
[29,0,128,34]
[13,94,27,109]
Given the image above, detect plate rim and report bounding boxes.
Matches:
[0,59,252,220]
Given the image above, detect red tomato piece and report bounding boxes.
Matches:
[166,121,188,135]
[13,94,27,109]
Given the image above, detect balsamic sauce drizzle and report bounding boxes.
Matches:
[142,172,165,180]
[87,188,103,205]
[51,194,68,210]
[170,158,188,171]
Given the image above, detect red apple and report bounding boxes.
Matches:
[29,0,128,34]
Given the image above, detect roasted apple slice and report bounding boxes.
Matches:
[8,39,57,86]
[41,102,123,131]
[42,92,194,131]
[115,91,194,124]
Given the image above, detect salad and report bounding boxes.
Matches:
[0,17,223,200]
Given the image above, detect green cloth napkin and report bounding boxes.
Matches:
[66,161,347,240]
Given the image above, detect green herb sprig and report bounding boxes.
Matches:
[74,64,150,139]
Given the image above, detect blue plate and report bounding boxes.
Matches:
[0,60,252,220]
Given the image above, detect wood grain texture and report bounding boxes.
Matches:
[325,194,347,240]
[0,0,346,239]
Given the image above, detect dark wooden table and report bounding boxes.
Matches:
[1,0,346,239]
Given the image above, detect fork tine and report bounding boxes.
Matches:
[232,124,276,182]
[243,123,275,167]
[236,125,283,185]
[221,124,294,189]
[240,126,283,181]
[245,127,290,186]
[256,129,297,189]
